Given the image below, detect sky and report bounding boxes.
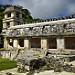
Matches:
[0,0,75,19]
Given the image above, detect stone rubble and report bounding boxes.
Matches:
[17,56,75,74]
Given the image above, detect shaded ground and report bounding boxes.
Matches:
[35,70,75,75]
[0,69,75,75]
[0,68,28,75]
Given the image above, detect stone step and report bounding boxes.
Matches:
[16,49,42,59]
[48,50,75,55]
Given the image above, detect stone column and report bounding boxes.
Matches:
[13,38,18,48]
[11,11,16,18]
[41,37,48,49]
[24,38,30,49]
[57,37,65,50]
[5,14,8,18]
[10,22,14,27]
[2,23,7,33]
[3,23,7,29]
[4,38,8,48]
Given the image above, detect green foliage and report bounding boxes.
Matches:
[0,5,4,33]
[22,9,32,19]
[0,58,17,71]
[23,18,41,24]
[22,9,41,23]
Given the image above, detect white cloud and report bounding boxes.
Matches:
[68,4,75,14]
[1,0,75,19]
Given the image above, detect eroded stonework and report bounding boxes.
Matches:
[1,6,75,62]
[6,19,75,37]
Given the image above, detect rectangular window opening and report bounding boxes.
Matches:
[30,38,41,48]
[19,39,24,47]
[8,12,11,17]
[48,38,57,49]
[65,37,75,49]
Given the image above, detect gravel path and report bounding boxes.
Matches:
[35,70,75,75]
[0,69,75,75]
[0,68,17,75]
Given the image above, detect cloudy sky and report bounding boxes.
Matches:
[0,0,75,19]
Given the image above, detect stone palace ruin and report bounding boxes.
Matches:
[0,5,75,61]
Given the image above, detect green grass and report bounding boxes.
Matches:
[0,58,17,71]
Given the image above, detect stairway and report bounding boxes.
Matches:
[15,49,47,60]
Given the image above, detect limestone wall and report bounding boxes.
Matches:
[0,49,20,60]
[6,18,75,37]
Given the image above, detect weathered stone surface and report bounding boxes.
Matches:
[6,19,75,37]
[17,56,75,73]
[6,72,12,75]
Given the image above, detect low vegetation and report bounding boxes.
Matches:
[0,58,17,71]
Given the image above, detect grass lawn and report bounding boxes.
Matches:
[0,58,17,71]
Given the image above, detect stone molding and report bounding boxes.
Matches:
[6,19,75,37]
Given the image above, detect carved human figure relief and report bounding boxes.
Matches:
[43,26,50,34]
[24,28,29,35]
[32,27,41,35]
[20,29,24,35]
[66,24,74,33]
[52,25,57,33]
[17,29,20,35]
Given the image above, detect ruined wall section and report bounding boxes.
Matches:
[6,19,75,37]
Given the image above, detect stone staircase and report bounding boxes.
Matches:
[12,49,21,60]
[47,50,75,62]
[12,48,75,61]
[14,49,47,60]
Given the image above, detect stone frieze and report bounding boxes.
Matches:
[6,22,75,37]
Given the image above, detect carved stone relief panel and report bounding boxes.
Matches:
[23,28,29,35]
[17,29,20,35]
[6,22,75,37]
[51,25,57,33]
[65,24,74,33]
[31,27,42,35]
[43,26,50,34]
[20,29,24,35]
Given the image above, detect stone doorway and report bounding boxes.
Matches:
[30,38,41,48]
[65,37,75,49]
[48,38,57,49]
[18,39,24,47]
[8,39,13,47]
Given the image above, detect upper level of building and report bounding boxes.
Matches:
[2,5,75,36]
[6,18,75,37]
[3,5,22,19]
[2,5,23,35]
